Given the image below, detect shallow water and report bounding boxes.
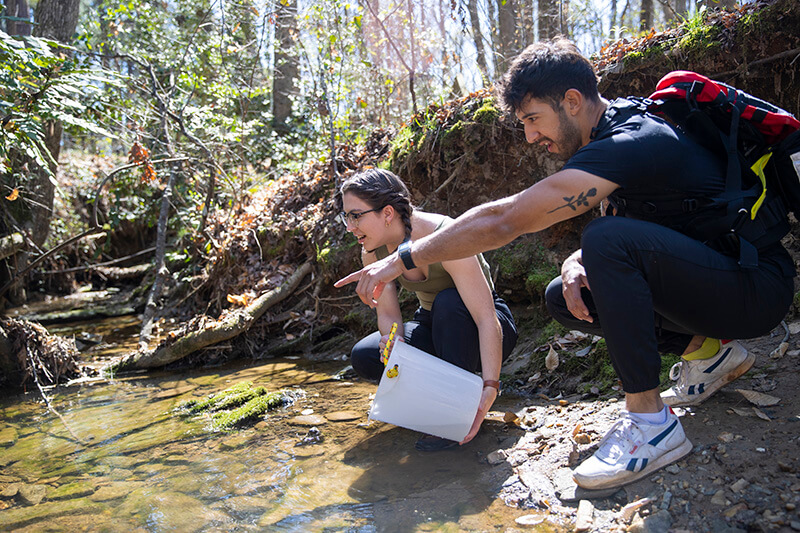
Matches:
[0,317,562,532]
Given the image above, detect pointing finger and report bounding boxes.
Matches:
[334,270,363,288]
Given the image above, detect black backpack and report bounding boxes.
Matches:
[602,71,800,268]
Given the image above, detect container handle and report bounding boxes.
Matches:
[380,322,399,365]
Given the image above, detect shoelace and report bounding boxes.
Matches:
[669,361,687,391]
[595,417,642,462]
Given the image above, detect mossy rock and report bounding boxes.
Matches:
[178,381,264,413]
[211,391,292,430]
[176,382,298,431]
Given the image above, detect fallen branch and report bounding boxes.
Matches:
[112,262,313,371]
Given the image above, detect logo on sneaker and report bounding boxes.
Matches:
[626,457,649,472]
[703,347,731,373]
[622,420,678,472]
[687,383,705,395]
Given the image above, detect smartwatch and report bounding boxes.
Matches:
[398,240,416,270]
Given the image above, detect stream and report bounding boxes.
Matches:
[0,315,562,532]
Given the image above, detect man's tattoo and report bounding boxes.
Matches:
[547,188,598,214]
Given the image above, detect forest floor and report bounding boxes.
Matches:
[484,310,800,533]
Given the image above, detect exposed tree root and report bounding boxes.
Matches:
[111,262,313,372]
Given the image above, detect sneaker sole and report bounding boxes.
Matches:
[573,438,693,491]
[663,351,755,407]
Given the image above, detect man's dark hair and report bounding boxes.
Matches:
[497,37,600,113]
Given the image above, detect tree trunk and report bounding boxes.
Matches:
[467,0,489,78]
[538,0,559,40]
[495,0,518,74]
[640,0,654,32]
[4,0,31,36]
[272,0,298,133]
[519,0,535,49]
[27,0,81,248]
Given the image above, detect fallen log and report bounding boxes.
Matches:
[111,262,313,371]
[0,233,23,260]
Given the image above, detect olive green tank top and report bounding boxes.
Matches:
[375,217,494,310]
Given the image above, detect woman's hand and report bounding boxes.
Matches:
[378,334,405,352]
[561,249,592,323]
[460,386,497,444]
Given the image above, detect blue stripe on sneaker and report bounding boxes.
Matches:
[648,420,678,446]
[688,385,695,395]
[641,458,648,470]
[698,383,705,394]
[627,458,638,472]
[704,347,731,373]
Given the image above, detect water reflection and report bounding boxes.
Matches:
[0,317,554,532]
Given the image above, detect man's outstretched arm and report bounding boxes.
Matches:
[335,169,618,306]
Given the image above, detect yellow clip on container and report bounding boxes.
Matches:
[369,340,483,442]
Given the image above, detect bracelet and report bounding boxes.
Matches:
[483,379,501,391]
[398,240,416,270]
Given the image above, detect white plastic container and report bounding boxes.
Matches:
[368,341,483,442]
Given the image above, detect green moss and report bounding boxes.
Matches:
[491,240,558,301]
[389,125,420,165]
[211,391,291,430]
[525,264,559,301]
[441,121,464,148]
[472,97,500,124]
[535,320,569,346]
[659,353,682,390]
[178,381,265,413]
[677,11,722,53]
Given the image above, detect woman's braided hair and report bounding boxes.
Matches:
[341,169,414,239]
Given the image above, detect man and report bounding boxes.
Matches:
[336,38,794,490]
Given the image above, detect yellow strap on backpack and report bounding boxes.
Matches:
[750,152,773,219]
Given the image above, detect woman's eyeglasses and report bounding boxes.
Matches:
[338,207,381,226]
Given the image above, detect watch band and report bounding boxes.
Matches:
[483,379,501,391]
[398,240,416,270]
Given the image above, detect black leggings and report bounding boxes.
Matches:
[545,217,793,394]
[350,288,519,382]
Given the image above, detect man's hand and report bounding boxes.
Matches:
[460,386,497,444]
[561,250,593,323]
[334,253,404,307]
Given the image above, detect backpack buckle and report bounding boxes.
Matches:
[682,198,698,212]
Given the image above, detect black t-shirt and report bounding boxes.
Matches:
[563,98,794,277]
[563,99,726,205]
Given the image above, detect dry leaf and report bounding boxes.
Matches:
[5,188,19,201]
[572,423,582,437]
[226,294,248,306]
[753,408,771,421]
[545,345,559,371]
[503,411,520,424]
[770,342,789,359]
[736,389,780,406]
[729,407,754,417]
[575,345,592,357]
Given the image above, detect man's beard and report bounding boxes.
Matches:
[555,108,583,161]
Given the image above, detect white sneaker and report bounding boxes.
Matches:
[661,340,754,407]
[572,409,692,490]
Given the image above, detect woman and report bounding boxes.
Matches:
[337,168,518,451]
